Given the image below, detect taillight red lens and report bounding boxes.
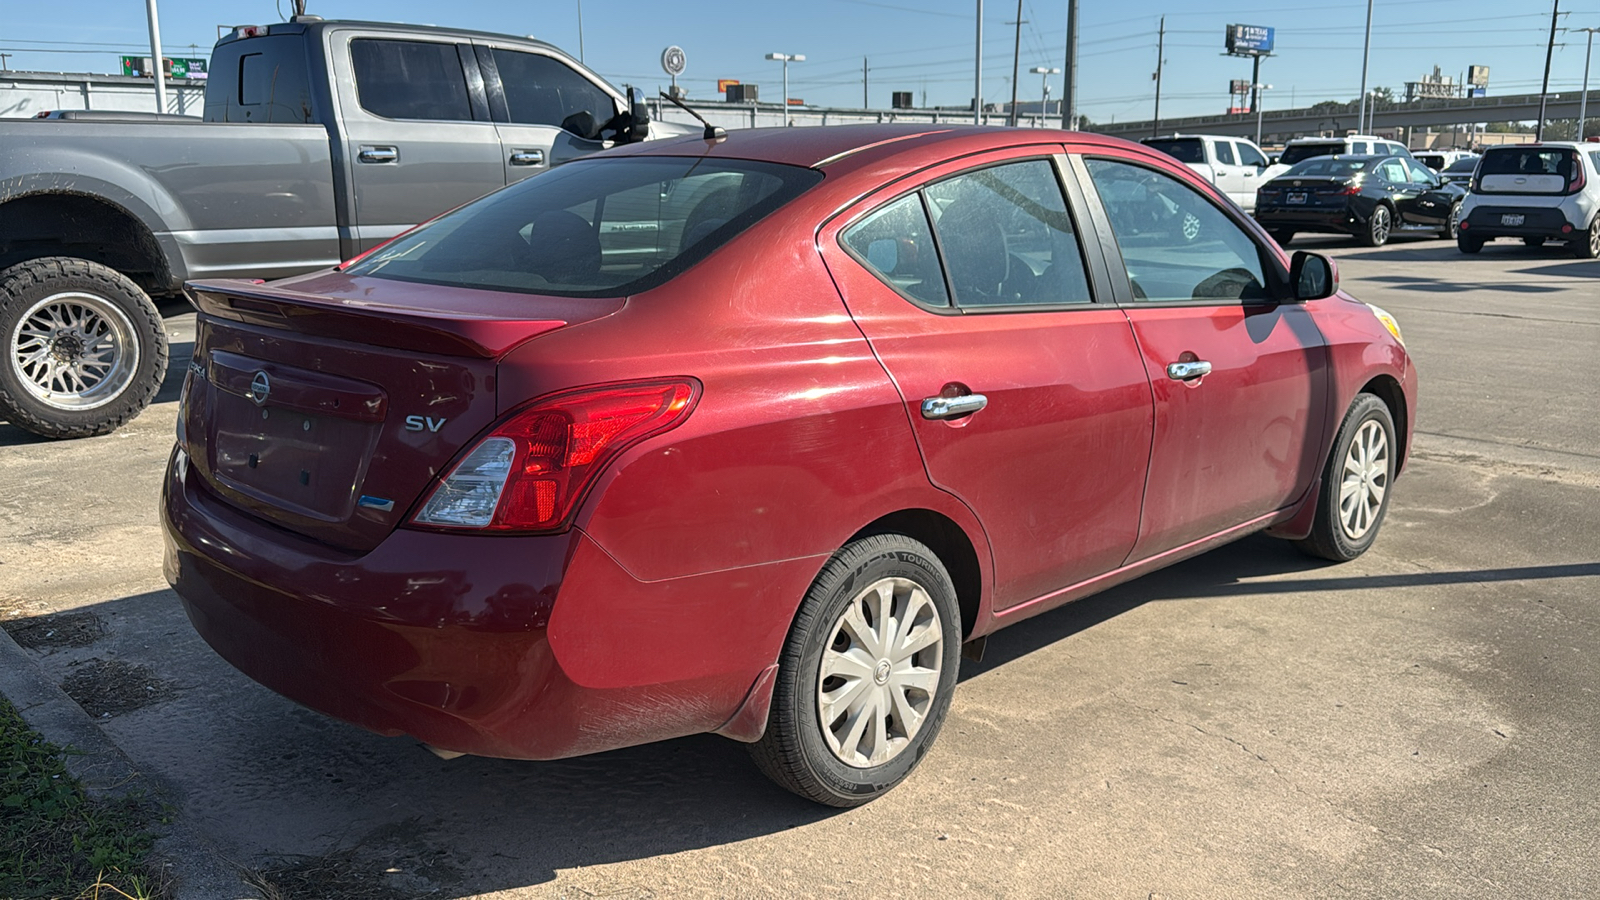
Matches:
[410,380,698,533]
[1570,158,1587,194]
[1341,184,1362,195]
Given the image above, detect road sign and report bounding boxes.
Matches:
[661,46,686,78]
[1225,24,1274,57]
[1230,79,1250,94]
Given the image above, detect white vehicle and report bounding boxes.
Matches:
[1264,135,1414,181]
[1457,142,1600,258]
[1140,134,1274,211]
[1415,149,1478,172]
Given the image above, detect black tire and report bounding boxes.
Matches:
[1359,204,1392,247]
[1522,236,1546,248]
[1457,233,1484,254]
[1295,394,1398,562]
[1438,204,1460,240]
[1575,216,1600,260]
[1269,229,1296,246]
[0,257,167,439]
[749,534,962,807]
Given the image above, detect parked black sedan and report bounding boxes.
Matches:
[1254,154,1466,247]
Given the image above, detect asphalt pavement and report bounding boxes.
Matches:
[1,234,1596,899]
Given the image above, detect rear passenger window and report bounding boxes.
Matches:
[491,49,616,131]
[1237,143,1268,168]
[1085,158,1270,304]
[923,160,1093,308]
[842,194,950,308]
[1352,142,1371,155]
[351,39,473,121]
[1215,142,1237,165]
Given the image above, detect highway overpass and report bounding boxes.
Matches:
[1092,89,1600,142]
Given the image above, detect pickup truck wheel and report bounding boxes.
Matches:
[1295,394,1397,562]
[0,258,167,439]
[749,534,961,807]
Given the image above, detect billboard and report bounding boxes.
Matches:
[1468,65,1490,87]
[1225,24,1274,56]
[120,56,208,79]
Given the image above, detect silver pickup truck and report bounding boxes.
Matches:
[0,16,685,438]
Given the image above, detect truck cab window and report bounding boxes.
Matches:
[351,39,473,121]
[491,49,616,133]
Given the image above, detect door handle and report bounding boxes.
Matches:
[358,146,398,164]
[921,393,988,420]
[509,149,546,167]
[1166,360,1213,381]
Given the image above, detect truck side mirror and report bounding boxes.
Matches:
[627,86,651,142]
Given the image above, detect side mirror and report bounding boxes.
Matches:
[627,85,651,142]
[1290,251,1338,302]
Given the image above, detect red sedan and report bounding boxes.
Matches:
[163,125,1416,806]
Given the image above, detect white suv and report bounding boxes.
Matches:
[1457,143,1600,258]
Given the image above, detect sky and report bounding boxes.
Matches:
[7,0,1600,122]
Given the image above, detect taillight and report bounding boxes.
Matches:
[1341,183,1362,195]
[409,380,699,533]
[1570,157,1587,194]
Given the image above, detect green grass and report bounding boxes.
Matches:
[0,697,161,900]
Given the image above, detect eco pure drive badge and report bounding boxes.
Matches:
[249,370,271,406]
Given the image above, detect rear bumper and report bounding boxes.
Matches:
[1253,206,1362,235]
[162,448,796,760]
[1460,203,1587,239]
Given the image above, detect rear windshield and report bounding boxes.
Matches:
[1479,148,1577,178]
[1444,157,1479,174]
[1279,142,1346,166]
[1285,158,1372,177]
[1142,138,1204,164]
[344,156,823,296]
[1416,154,1444,170]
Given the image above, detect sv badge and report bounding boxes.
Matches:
[404,415,448,433]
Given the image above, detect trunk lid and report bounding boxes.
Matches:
[1263,177,1355,207]
[181,272,624,552]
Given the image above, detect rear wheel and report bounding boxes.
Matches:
[1360,205,1391,247]
[1575,216,1600,260]
[0,257,166,439]
[1269,229,1295,246]
[1458,233,1484,254]
[1522,236,1546,248]
[1295,394,1397,562]
[749,534,961,807]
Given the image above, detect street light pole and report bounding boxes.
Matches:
[1007,0,1024,126]
[1152,16,1165,139]
[1062,0,1078,129]
[1031,66,1059,129]
[1254,83,1272,146]
[975,0,983,125]
[145,0,167,114]
[1578,28,1599,140]
[1357,0,1373,135]
[765,52,805,126]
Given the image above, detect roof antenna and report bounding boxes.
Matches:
[660,91,726,142]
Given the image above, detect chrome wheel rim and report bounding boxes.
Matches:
[817,577,944,769]
[1447,205,1459,239]
[1589,219,1600,256]
[1339,419,1390,540]
[1371,208,1390,244]
[9,292,139,411]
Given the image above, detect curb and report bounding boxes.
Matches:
[0,623,258,899]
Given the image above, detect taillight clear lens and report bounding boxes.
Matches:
[410,381,697,533]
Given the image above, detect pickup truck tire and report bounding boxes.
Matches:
[0,257,167,439]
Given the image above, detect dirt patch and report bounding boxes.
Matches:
[59,657,177,718]
[1,609,105,650]
[243,821,461,900]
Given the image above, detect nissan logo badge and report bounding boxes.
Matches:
[249,370,271,406]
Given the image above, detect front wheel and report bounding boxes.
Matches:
[1360,205,1391,247]
[1575,216,1600,260]
[749,534,962,807]
[0,257,167,439]
[1295,394,1398,562]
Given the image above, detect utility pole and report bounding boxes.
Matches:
[1537,0,1560,141]
[145,0,167,114]
[863,57,869,108]
[1255,83,1272,146]
[0,54,11,72]
[1357,0,1373,134]
[1579,28,1599,140]
[1152,16,1165,138]
[1007,0,1024,126]
[1061,0,1078,129]
[577,0,585,62]
[974,0,984,125]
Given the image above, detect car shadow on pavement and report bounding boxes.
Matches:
[10,536,1595,898]
[1334,242,1578,265]
[1352,274,1563,294]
